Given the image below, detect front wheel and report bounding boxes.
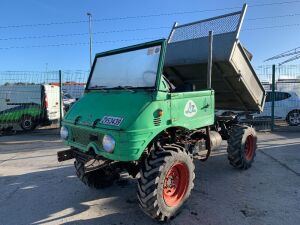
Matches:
[137,144,195,221]
[227,126,257,170]
[74,159,120,189]
[286,110,300,126]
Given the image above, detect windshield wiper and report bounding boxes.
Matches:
[112,86,135,92]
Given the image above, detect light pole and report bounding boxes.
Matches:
[87,12,92,68]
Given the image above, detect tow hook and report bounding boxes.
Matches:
[57,149,74,162]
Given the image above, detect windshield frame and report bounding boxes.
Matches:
[85,39,166,91]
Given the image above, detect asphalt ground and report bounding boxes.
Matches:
[0,129,299,225]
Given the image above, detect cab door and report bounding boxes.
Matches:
[170,90,214,129]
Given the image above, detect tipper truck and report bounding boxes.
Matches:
[58,4,265,221]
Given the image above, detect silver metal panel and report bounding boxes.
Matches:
[164,4,265,112]
[164,43,265,111]
[165,32,236,66]
[230,42,265,110]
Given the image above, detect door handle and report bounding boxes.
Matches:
[201,104,210,109]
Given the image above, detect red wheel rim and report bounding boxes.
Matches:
[245,135,255,161]
[163,162,189,207]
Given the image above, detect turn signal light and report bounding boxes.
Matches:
[158,109,164,117]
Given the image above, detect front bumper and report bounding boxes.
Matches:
[62,122,154,161]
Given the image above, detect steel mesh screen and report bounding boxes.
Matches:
[169,13,241,43]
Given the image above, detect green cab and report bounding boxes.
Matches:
[62,39,214,161]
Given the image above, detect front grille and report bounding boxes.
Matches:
[70,127,103,147]
[153,117,161,126]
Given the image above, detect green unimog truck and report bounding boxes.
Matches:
[58,5,265,221]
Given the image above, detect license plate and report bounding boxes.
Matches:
[100,116,123,127]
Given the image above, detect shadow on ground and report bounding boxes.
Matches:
[0,130,299,225]
[0,165,155,225]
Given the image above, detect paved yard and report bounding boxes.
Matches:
[0,129,299,225]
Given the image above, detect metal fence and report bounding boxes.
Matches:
[0,65,299,134]
[0,70,88,134]
[255,65,300,131]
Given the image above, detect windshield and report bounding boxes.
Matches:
[88,45,161,89]
[63,93,73,99]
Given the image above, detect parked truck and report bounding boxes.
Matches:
[58,5,265,221]
[0,84,61,131]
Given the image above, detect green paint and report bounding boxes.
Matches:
[62,39,215,161]
[0,105,42,123]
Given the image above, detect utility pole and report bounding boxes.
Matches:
[87,12,93,68]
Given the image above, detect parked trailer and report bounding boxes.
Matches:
[0,84,62,131]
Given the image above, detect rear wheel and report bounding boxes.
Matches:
[20,115,37,131]
[74,159,120,189]
[137,144,195,221]
[227,126,257,170]
[286,110,300,126]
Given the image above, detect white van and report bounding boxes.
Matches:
[0,84,62,131]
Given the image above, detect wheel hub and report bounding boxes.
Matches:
[289,112,300,125]
[23,120,32,128]
[245,135,255,161]
[163,162,189,207]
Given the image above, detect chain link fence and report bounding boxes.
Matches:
[0,70,88,134]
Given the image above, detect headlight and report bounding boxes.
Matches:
[60,126,69,140]
[102,135,115,153]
